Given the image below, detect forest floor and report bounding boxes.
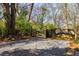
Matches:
[0,37,79,56]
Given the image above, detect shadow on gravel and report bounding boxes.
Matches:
[0,47,69,56]
[0,37,45,47]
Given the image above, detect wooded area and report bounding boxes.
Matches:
[0,3,79,56]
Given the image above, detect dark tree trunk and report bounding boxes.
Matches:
[10,3,16,35]
[2,3,10,36]
[28,3,34,36]
[3,3,16,38]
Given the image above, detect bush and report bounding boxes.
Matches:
[15,15,32,35]
[74,39,79,44]
[0,19,7,36]
[45,23,57,30]
[30,22,41,32]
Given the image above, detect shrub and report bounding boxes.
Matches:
[45,23,57,30]
[30,22,41,32]
[15,15,32,35]
[0,19,7,36]
[74,39,79,44]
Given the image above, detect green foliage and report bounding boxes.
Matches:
[0,19,7,36]
[45,24,57,30]
[30,22,42,32]
[19,8,28,16]
[15,15,31,35]
[41,6,47,13]
[74,39,79,44]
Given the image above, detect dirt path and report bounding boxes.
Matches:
[0,37,75,56]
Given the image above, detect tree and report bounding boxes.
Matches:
[64,4,68,29]
[73,4,79,40]
[40,5,47,30]
[10,3,16,35]
[2,3,16,38]
[2,3,10,36]
[28,3,34,21]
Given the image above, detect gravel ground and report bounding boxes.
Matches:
[0,37,75,56]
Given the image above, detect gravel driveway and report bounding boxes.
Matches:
[0,37,73,56]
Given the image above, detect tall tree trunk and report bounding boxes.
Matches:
[28,3,34,36]
[74,5,77,40]
[65,3,69,30]
[2,3,10,36]
[74,15,77,40]
[28,3,34,21]
[2,3,16,38]
[10,3,16,35]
